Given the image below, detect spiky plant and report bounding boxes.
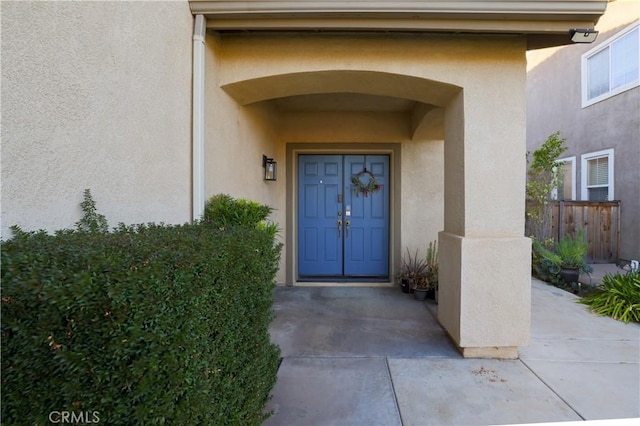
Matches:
[399,248,429,290]
[580,270,640,323]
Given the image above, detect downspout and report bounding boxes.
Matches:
[192,14,206,221]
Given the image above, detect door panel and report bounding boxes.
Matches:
[298,155,343,276]
[298,154,389,279]
[344,155,389,276]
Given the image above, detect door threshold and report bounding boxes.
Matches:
[294,281,394,287]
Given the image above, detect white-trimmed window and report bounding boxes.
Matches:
[553,157,576,200]
[581,149,614,201]
[582,22,639,107]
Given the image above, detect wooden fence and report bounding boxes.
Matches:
[526,201,620,263]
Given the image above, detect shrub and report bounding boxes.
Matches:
[554,230,590,269]
[204,194,278,237]
[533,230,590,270]
[531,236,563,284]
[532,232,594,295]
[74,189,108,234]
[579,270,640,323]
[1,221,281,424]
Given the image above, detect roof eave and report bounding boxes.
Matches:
[189,1,608,48]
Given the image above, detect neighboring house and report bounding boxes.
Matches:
[527,0,640,264]
[2,0,608,358]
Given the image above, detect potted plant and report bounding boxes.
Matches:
[412,273,431,301]
[533,229,592,285]
[398,247,431,300]
[425,240,439,302]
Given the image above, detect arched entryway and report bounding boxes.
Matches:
[221,69,459,286]
[205,33,532,358]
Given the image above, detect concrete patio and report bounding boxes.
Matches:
[266,270,639,425]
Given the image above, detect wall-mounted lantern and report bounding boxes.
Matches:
[569,28,598,44]
[262,155,277,181]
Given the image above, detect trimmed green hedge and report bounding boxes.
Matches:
[1,222,281,425]
[204,194,279,238]
[205,194,273,227]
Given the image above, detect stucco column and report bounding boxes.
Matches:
[438,88,531,359]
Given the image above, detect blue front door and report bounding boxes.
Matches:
[298,154,389,279]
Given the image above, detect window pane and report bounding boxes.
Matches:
[588,156,609,186]
[588,48,610,99]
[588,187,609,201]
[555,161,573,200]
[561,162,573,200]
[555,171,564,200]
[612,28,640,89]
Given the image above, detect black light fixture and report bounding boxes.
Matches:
[262,155,277,181]
[569,28,599,44]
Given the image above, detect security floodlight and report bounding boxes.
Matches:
[569,29,598,43]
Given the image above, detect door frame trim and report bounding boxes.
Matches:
[286,143,402,286]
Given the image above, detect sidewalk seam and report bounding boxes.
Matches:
[385,357,405,426]
[520,358,639,364]
[519,358,586,421]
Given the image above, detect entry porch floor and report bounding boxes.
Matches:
[266,276,640,425]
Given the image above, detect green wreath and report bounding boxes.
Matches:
[351,170,382,197]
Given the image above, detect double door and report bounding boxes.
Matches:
[298,154,390,279]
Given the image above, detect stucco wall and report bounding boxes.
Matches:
[401,139,444,251]
[1,1,194,237]
[205,32,527,280]
[526,0,640,261]
[203,33,287,281]
[203,31,531,355]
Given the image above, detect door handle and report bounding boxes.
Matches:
[337,219,342,238]
[345,220,350,238]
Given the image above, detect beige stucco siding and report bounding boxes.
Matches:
[0,0,605,359]
[205,33,527,287]
[203,33,288,280]
[215,34,520,100]
[1,1,193,236]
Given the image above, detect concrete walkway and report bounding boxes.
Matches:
[266,276,639,425]
[580,263,629,287]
